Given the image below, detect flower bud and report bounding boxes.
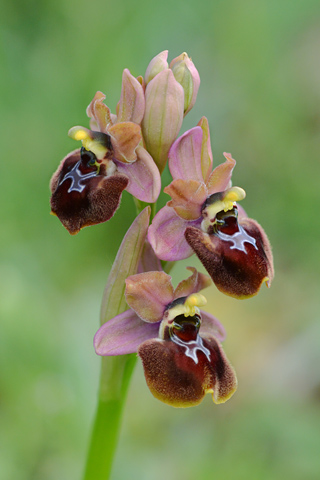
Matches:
[144,50,169,85]
[170,52,200,115]
[142,69,184,173]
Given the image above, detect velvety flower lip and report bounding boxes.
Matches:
[185,204,274,299]
[139,329,237,407]
[94,267,236,407]
[50,146,128,235]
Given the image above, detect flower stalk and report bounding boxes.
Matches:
[84,208,150,479]
[83,355,136,480]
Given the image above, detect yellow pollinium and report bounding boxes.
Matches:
[164,293,208,324]
[69,126,91,143]
[223,187,246,207]
[68,126,108,160]
[201,186,246,233]
[184,293,207,317]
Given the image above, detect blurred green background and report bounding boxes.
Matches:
[1,0,320,478]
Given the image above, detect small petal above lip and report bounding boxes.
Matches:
[174,266,211,299]
[108,122,142,163]
[125,271,174,323]
[86,91,112,132]
[206,152,236,195]
[94,309,160,356]
[165,179,207,221]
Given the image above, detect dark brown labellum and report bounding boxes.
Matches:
[185,215,273,298]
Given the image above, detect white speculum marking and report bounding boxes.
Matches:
[218,224,258,253]
[171,333,211,364]
[59,161,97,193]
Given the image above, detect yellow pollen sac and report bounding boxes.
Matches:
[201,186,246,233]
[69,126,91,142]
[184,293,207,317]
[68,126,108,160]
[224,187,246,204]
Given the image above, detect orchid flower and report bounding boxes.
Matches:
[94,267,237,407]
[50,70,161,234]
[148,117,274,298]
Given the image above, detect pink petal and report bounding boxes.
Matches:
[148,206,198,261]
[206,152,236,195]
[174,267,211,299]
[164,179,207,220]
[125,271,174,323]
[94,310,159,356]
[86,91,112,133]
[168,126,204,182]
[199,311,226,342]
[108,122,141,163]
[117,69,145,124]
[116,145,161,203]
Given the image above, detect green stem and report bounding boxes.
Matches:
[83,355,136,480]
[162,260,175,274]
[83,209,150,480]
[133,198,157,221]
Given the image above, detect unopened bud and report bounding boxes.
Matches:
[144,50,169,85]
[170,52,200,115]
[142,69,184,173]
